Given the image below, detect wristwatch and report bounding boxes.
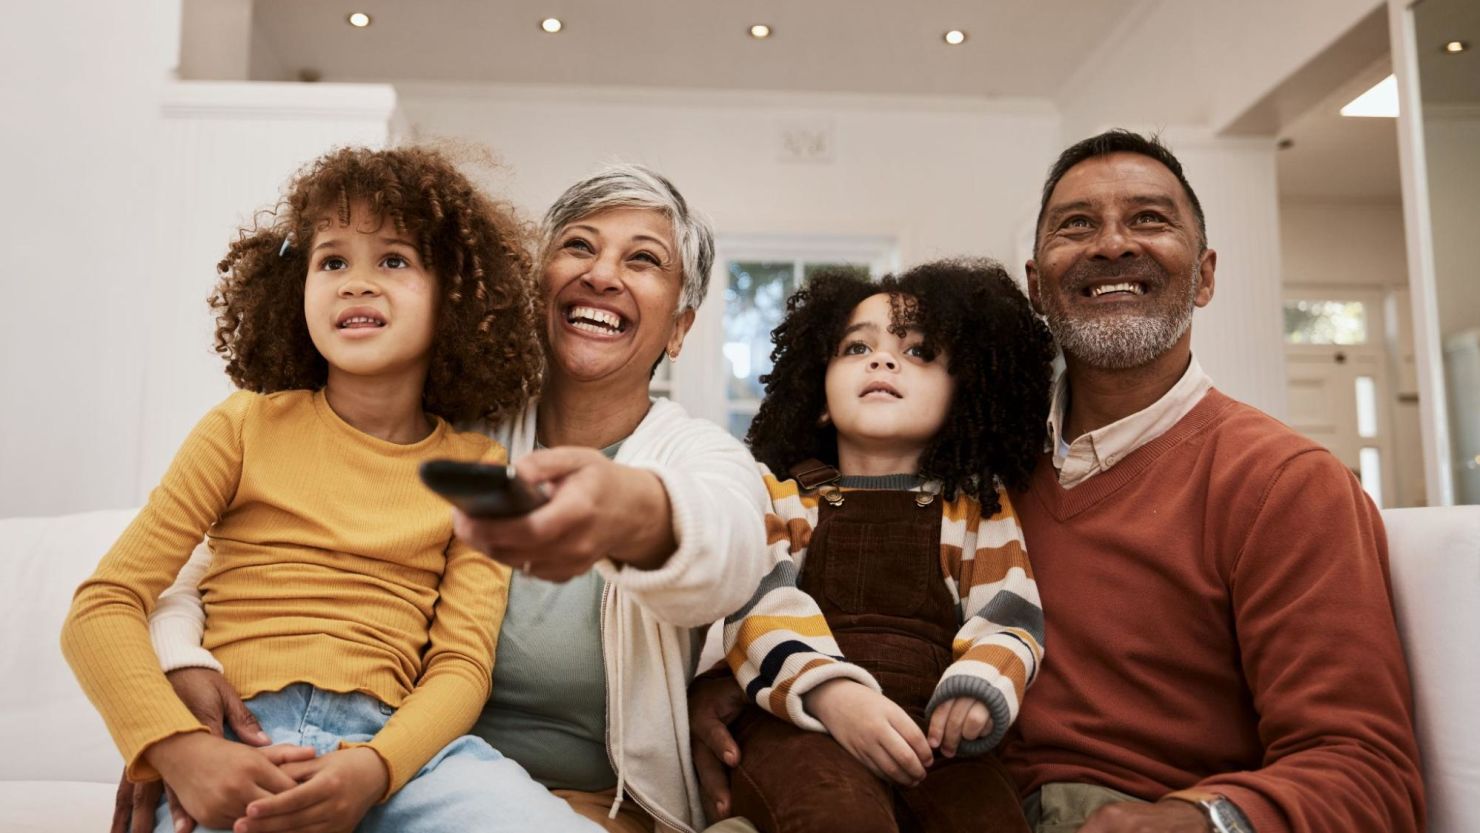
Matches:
[1195,795,1255,833]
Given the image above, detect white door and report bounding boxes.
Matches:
[1283,288,1397,507]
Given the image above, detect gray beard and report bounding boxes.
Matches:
[1044,266,1200,370]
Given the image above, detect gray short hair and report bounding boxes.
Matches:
[538,164,715,315]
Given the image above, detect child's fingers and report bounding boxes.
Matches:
[940,698,974,758]
[960,702,991,742]
[244,768,324,818]
[926,703,949,749]
[890,710,935,769]
[877,729,929,784]
[256,744,317,767]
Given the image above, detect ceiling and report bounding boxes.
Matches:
[1274,0,1475,202]
[246,0,1138,97]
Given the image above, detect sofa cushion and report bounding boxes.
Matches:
[0,780,117,833]
[0,509,136,784]
[1382,506,1480,833]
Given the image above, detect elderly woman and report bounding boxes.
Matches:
[124,165,769,833]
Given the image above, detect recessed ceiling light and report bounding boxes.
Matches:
[1444,40,1469,54]
[1341,74,1398,118]
[749,24,772,40]
[943,30,967,46]
[347,12,371,28]
[541,17,563,34]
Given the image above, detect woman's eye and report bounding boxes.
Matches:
[563,238,593,253]
[631,251,661,267]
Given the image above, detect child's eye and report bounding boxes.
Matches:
[383,254,410,269]
[841,341,870,356]
[905,344,927,358]
[320,256,347,271]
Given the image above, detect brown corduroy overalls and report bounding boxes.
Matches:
[729,472,1029,833]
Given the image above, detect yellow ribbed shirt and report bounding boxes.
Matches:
[61,389,511,796]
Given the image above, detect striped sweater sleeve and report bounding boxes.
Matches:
[926,487,1044,755]
[721,469,880,732]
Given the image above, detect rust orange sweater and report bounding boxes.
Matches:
[1002,389,1424,833]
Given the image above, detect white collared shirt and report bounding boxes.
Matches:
[1046,356,1213,489]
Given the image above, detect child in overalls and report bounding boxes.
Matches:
[721,259,1056,833]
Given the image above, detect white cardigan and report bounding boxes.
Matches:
[149,397,770,833]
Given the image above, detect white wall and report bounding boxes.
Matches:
[1172,134,1289,419]
[1055,0,1385,140]
[396,84,1063,270]
[1280,199,1408,289]
[1424,109,1480,340]
[0,1,177,518]
[0,0,399,518]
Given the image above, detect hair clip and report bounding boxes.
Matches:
[279,235,292,257]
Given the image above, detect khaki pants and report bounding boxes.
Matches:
[699,782,1146,833]
[555,787,657,833]
[1021,783,1146,833]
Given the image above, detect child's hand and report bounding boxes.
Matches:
[144,733,310,829]
[927,696,994,758]
[804,679,933,786]
[235,746,388,833]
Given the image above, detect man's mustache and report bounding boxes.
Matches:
[1059,257,1168,295]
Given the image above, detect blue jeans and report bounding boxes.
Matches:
[154,684,602,833]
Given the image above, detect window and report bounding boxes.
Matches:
[1282,299,1369,345]
[723,260,872,438]
[667,235,895,439]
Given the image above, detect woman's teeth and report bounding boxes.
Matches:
[567,306,624,334]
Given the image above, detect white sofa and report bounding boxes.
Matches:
[2,506,1477,832]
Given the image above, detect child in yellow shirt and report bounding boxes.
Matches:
[61,147,601,832]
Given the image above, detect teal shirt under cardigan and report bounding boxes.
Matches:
[470,440,622,792]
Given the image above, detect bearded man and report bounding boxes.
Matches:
[690,131,1425,833]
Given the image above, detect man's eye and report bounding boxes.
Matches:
[1062,217,1091,230]
[1134,212,1166,224]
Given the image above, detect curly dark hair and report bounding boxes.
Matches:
[745,259,1055,512]
[210,145,543,424]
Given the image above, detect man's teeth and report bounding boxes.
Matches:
[1091,282,1144,297]
[567,306,624,333]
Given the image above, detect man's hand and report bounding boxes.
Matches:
[688,671,746,821]
[110,668,278,833]
[805,679,933,787]
[143,734,308,830]
[234,747,388,833]
[926,696,994,758]
[452,448,677,581]
[167,668,272,745]
[1077,801,1211,833]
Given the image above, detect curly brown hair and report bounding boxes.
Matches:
[210,145,543,424]
[745,259,1055,513]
